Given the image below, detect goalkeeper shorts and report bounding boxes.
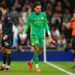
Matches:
[30,35,44,48]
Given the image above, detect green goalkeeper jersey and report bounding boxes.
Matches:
[24,12,50,37]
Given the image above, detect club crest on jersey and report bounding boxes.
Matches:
[38,18,40,20]
[8,17,11,20]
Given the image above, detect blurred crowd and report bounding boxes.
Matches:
[0,0,75,51]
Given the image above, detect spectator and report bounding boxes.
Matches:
[51,12,61,27]
[19,7,28,24]
[18,20,31,47]
[61,25,71,39]
[50,0,56,12]
[27,2,34,14]
[23,1,33,14]
[51,26,60,40]
[73,9,75,14]
[57,34,67,48]
[41,0,47,11]
[47,3,52,13]
[63,9,71,21]
[19,12,23,24]
[55,1,63,13]
[12,22,18,49]
[63,0,71,9]
[13,20,25,52]
[18,20,25,32]
[14,0,21,12]
[1,0,7,5]
[18,0,25,7]
[0,0,74,50]
[63,18,70,29]
[10,6,19,23]
[1,0,13,10]
[47,11,52,20]
[0,31,1,48]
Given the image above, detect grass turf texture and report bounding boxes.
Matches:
[0,62,75,75]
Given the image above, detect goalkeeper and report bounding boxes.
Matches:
[22,3,53,72]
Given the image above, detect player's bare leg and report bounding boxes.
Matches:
[32,46,41,72]
[72,50,75,61]
[35,47,42,72]
[28,45,42,72]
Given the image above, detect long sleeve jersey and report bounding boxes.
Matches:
[2,12,13,35]
[23,12,50,37]
[69,20,75,36]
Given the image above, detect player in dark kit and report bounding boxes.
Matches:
[0,4,13,71]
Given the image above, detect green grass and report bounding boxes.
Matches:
[0,62,75,75]
[51,62,75,74]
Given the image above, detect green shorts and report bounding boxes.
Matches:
[30,35,44,48]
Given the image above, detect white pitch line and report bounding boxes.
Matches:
[45,62,75,75]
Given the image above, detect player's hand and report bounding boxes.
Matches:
[3,35,8,40]
[71,17,75,22]
[21,33,27,44]
[48,35,56,45]
[48,35,52,42]
[21,37,25,44]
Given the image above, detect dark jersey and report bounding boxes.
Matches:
[2,12,12,35]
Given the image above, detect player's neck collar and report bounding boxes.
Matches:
[35,12,40,15]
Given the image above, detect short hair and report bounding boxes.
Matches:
[0,4,7,9]
[32,3,41,12]
[33,3,41,8]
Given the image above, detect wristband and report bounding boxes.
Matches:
[48,31,51,36]
[22,34,26,38]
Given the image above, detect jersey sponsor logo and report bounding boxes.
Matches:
[41,17,44,20]
[8,17,11,20]
[2,17,5,20]
[4,42,9,46]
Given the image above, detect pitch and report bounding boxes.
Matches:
[0,62,75,75]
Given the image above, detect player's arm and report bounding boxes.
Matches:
[44,14,52,40]
[5,16,12,34]
[68,22,72,29]
[22,15,31,38]
[3,16,12,40]
[44,14,56,44]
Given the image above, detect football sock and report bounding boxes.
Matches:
[73,54,75,58]
[31,59,33,64]
[34,53,39,68]
[31,53,37,64]
[73,53,75,61]
[3,53,7,65]
[7,54,11,66]
[35,64,39,68]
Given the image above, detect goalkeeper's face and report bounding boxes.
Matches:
[34,5,41,14]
